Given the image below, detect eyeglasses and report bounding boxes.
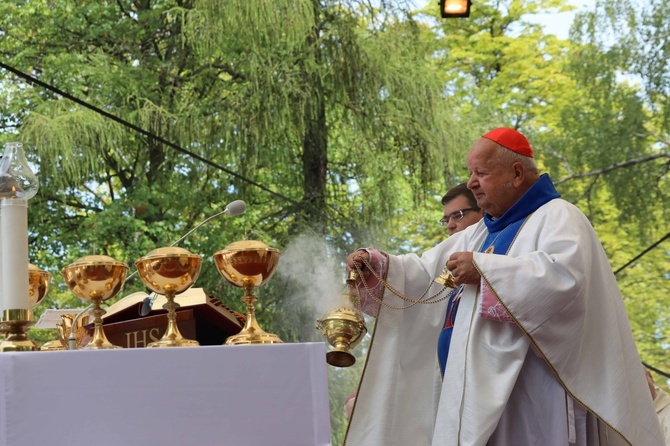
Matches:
[439,208,478,226]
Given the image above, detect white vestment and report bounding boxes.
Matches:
[345,198,663,446]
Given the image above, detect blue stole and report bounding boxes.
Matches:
[437,174,560,378]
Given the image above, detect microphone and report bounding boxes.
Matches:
[68,200,247,348]
[223,200,246,217]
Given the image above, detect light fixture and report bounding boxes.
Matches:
[440,0,471,18]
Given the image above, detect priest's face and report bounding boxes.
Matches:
[465,139,519,218]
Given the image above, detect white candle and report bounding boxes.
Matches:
[1,198,30,310]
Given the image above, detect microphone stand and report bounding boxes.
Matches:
[67,203,245,350]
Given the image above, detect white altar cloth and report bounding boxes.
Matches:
[0,343,331,446]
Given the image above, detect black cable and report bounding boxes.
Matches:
[643,361,670,379]
[0,61,299,205]
[4,63,667,269]
[0,60,383,246]
[613,232,670,276]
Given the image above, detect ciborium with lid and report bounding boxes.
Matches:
[213,240,282,345]
[135,246,202,347]
[61,255,128,350]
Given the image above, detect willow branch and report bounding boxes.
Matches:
[553,152,670,185]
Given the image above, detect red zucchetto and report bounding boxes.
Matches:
[482,127,534,158]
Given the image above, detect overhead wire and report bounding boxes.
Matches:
[0,61,299,205]
[614,232,670,276]
[2,61,669,277]
[11,61,668,256]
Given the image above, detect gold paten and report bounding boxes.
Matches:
[62,255,128,350]
[0,264,52,352]
[317,270,367,367]
[135,247,202,348]
[213,240,282,345]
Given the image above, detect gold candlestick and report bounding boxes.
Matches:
[213,240,282,345]
[0,309,38,352]
[135,247,202,348]
[0,264,51,352]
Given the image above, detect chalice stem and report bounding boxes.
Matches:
[163,292,185,341]
[224,285,283,345]
[241,288,261,334]
[87,297,120,349]
[145,291,199,347]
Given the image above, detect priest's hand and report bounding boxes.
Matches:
[446,252,480,285]
[346,249,371,279]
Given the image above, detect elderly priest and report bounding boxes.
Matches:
[345,128,663,446]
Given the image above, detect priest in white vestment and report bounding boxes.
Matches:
[344,128,663,446]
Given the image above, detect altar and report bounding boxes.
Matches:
[0,343,331,446]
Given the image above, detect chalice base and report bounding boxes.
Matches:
[147,337,200,348]
[225,329,283,345]
[41,339,66,351]
[147,300,200,348]
[84,322,122,350]
[84,340,122,350]
[326,349,356,368]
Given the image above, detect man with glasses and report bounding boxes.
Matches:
[440,183,484,236]
[343,128,662,446]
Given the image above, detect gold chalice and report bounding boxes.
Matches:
[135,247,202,347]
[61,255,128,350]
[213,240,282,345]
[0,264,52,352]
[317,270,367,367]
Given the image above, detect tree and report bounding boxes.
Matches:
[0,1,460,441]
[0,0,457,311]
[564,0,670,378]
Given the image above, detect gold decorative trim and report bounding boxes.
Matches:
[343,251,390,445]
[471,216,631,445]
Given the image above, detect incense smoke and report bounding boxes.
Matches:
[276,234,351,322]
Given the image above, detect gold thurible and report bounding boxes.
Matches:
[316,270,368,368]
